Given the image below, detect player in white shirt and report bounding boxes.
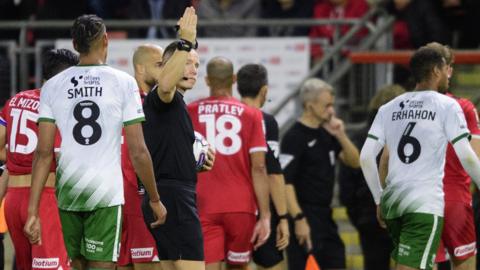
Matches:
[360,47,480,270]
[24,14,166,270]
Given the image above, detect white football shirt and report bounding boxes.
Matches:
[39,65,144,211]
[368,91,470,218]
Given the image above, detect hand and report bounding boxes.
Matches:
[322,115,345,137]
[376,205,386,228]
[177,7,197,43]
[276,219,290,250]
[24,214,41,245]
[251,216,271,250]
[200,146,215,172]
[149,200,167,228]
[295,218,312,251]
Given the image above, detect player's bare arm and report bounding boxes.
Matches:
[155,7,197,103]
[285,183,312,251]
[124,123,167,227]
[0,170,8,205]
[379,146,389,188]
[0,125,6,161]
[323,116,360,168]
[250,151,271,249]
[24,121,56,244]
[269,173,289,250]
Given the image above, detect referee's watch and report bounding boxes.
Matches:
[177,39,199,52]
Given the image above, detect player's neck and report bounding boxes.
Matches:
[415,81,438,92]
[299,113,321,129]
[136,79,153,95]
[78,52,106,65]
[241,97,261,109]
[210,88,232,98]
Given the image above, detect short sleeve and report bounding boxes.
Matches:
[248,109,267,153]
[463,101,480,138]
[366,109,385,146]
[280,131,304,184]
[38,83,55,123]
[122,76,145,126]
[446,101,471,144]
[264,114,282,174]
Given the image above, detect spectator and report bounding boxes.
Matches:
[338,84,404,270]
[197,0,260,37]
[310,0,370,61]
[440,0,480,48]
[128,0,192,38]
[385,0,451,49]
[261,0,316,36]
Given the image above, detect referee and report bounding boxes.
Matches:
[281,78,360,270]
[141,7,213,270]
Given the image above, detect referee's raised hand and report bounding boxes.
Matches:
[178,7,197,44]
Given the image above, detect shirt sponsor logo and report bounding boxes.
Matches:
[454,242,476,257]
[32,258,59,269]
[308,139,317,147]
[227,250,250,263]
[131,247,154,259]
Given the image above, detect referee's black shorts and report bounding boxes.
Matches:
[142,180,204,261]
[253,203,284,267]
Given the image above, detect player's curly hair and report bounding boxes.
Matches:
[42,49,79,80]
[409,47,446,84]
[71,14,106,54]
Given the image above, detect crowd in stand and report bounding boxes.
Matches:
[0,0,479,50]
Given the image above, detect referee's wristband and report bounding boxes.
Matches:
[293,213,305,221]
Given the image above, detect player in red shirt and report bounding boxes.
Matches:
[427,43,480,270]
[0,49,77,270]
[188,57,271,270]
[117,44,163,269]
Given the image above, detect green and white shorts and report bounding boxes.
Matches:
[59,205,122,262]
[385,213,443,270]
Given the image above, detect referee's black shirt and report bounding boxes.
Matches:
[142,88,197,185]
[281,121,342,206]
[263,112,282,175]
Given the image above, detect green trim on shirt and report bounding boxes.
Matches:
[123,117,145,126]
[452,132,471,144]
[367,134,379,140]
[38,117,55,123]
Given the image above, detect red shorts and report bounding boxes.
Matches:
[201,212,256,265]
[5,187,69,270]
[118,199,159,265]
[436,201,476,262]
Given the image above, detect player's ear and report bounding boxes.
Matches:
[260,85,268,98]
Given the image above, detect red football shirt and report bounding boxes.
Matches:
[187,96,267,214]
[444,93,480,203]
[0,89,56,175]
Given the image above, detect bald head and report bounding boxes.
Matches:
[132,44,163,92]
[206,56,235,90]
[133,44,163,71]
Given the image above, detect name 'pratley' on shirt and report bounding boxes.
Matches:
[197,103,244,116]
